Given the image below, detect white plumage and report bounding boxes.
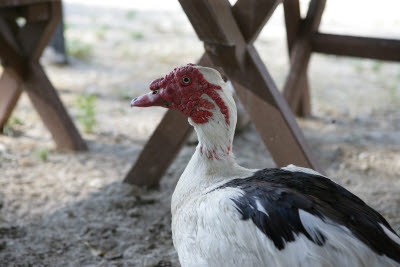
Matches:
[132,65,400,267]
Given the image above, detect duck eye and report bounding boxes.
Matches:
[152,90,158,95]
[182,76,191,84]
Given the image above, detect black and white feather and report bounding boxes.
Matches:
[217,168,400,265]
[167,66,400,267]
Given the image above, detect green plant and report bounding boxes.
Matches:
[66,39,92,60]
[34,148,49,161]
[130,31,144,40]
[95,24,111,40]
[118,88,132,100]
[64,23,76,32]
[75,94,97,133]
[371,60,382,73]
[353,60,363,73]
[2,116,22,136]
[125,10,137,20]
[387,84,398,104]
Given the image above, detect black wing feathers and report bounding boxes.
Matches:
[217,168,400,263]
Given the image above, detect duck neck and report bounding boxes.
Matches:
[192,115,234,162]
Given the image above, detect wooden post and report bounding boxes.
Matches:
[124,110,192,186]
[23,62,87,150]
[0,69,22,129]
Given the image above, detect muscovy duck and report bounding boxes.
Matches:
[131,64,400,267]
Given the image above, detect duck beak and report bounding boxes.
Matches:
[130,92,169,107]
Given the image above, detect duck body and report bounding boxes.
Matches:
[172,153,400,267]
[131,64,400,267]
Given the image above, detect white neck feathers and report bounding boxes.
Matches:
[171,67,253,213]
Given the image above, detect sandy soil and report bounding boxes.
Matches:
[0,1,400,266]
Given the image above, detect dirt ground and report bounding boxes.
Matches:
[1,0,400,266]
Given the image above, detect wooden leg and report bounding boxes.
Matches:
[234,46,322,172]
[124,109,193,186]
[22,62,87,151]
[0,69,22,129]
[283,0,311,117]
[296,75,311,117]
[283,41,312,115]
[283,0,325,117]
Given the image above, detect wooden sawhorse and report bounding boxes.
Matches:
[0,0,86,151]
[125,0,324,186]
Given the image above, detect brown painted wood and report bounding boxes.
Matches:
[24,3,50,21]
[283,0,311,117]
[0,0,53,7]
[0,69,22,129]
[282,39,312,115]
[123,109,192,186]
[232,0,281,43]
[0,1,86,150]
[283,0,326,117]
[0,19,28,78]
[0,17,20,53]
[311,33,400,62]
[235,46,321,170]
[18,2,61,61]
[283,0,300,52]
[22,62,87,150]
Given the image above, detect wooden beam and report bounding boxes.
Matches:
[283,0,301,52]
[311,33,400,62]
[283,0,326,117]
[0,18,28,78]
[17,2,61,61]
[0,1,52,7]
[283,0,311,117]
[23,3,50,22]
[232,0,281,43]
[235,46,322,170]
[0,69,22,129]
[22,62,87,150]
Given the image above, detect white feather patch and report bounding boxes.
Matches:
[255,199,269,217]
[380,223,400,245]
[282,164,326,177]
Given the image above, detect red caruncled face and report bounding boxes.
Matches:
[132,64,229,125]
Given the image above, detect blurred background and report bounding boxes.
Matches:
[0,0,399,266]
